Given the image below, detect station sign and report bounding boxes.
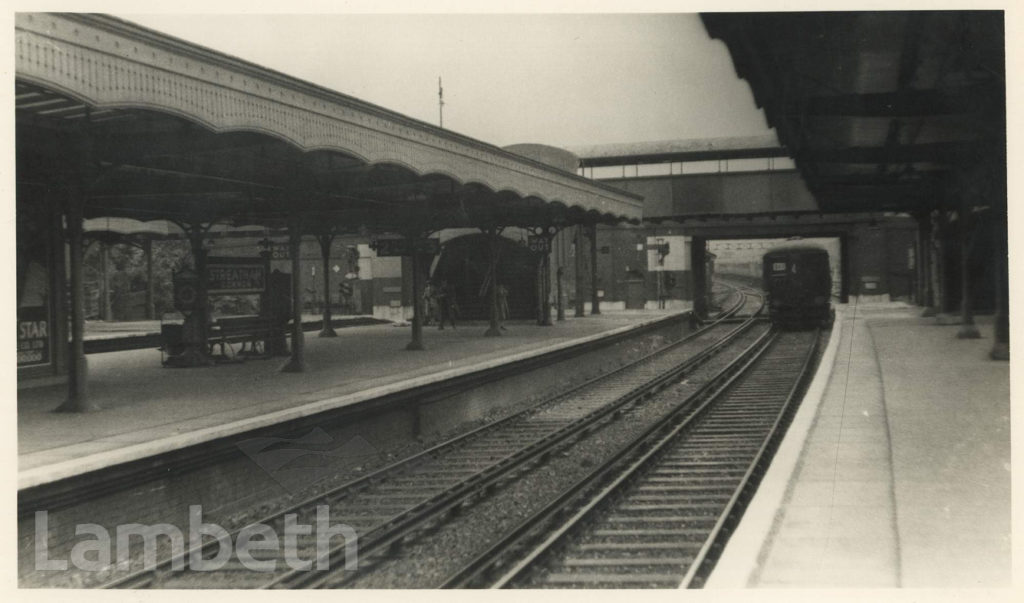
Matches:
[17,305,49,367]
[268,243,290,261]
[207,256,267,294]
[527,236,551,253]
[371,238,440,257]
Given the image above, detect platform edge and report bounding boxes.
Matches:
[19,312,688,491]
[702,307,847,588]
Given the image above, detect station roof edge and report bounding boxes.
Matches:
[39,13,643,211]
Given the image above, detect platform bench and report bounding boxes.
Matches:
[210,316,279,358]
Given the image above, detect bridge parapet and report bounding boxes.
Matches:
[597,170,818,220]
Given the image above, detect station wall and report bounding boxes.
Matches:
[534,225,693,313]
[845,221,917,302]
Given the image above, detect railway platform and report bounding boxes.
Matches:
[18,309,686,491]
[709,304,1011,589]
[78,313,387,343]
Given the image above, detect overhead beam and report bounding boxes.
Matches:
[798,141,991,165]
[809,183,931,208]
[578,145,789,168]
[810,170,944,187]
[797,84,1001,118]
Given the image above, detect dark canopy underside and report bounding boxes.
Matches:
[702,11,1005,214]
[18,82,627,234]
[16,13,641,234]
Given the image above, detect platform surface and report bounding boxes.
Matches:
[709,305,1011,589]
[18,309,683,490]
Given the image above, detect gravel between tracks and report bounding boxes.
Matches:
[336,324,771,588]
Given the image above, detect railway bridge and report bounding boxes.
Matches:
[570,136,922,313]
[568,31,1007,356]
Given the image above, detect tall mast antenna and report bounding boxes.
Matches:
[438,76,444,128]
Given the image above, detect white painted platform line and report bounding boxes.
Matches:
[704,308,846,588]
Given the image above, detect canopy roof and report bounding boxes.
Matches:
[16,13,642,232]
[701,11,1005,213]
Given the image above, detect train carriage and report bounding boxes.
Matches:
[762,244,833,328]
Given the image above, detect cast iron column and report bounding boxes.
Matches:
[55,198,97,412]
[574,225,585,317]
[407,251,425,350]
[539,249,553,325]
[588,222,600,315]
[187,225,214,366]
[536,251,544,324]
[282,217,306,372]
[318,233,337,337]
[918,212,936,316]
[485,232,502,337]
[991,207,1009,359]
[540,246,548,323]
[49,196,69,375]
[956,203,980,339]
[144,238,155,320]
[534,229,555,326]
[691,236,708,318]
[99,240,110,321]
[933,211,950,314]
[556,262,565,321]
[839,233,851,304]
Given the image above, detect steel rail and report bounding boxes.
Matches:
[439,326,778,588]
[272,300,763,588]
[470,330,819,589]
[678,329,819,587]
[108,293,755,588]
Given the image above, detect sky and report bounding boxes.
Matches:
[118,12,775,150]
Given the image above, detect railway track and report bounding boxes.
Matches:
[711,279,764,320]
[443,328,819,589]
[709,281,742,316]
[108,291,765,589]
